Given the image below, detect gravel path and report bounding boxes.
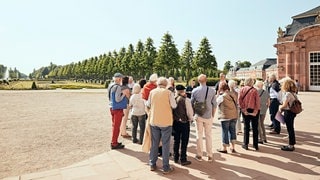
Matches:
[0,89,112,178]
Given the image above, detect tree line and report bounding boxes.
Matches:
[1,32,253,83]
[30,32,219,82]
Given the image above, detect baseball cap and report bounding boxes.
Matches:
[113,72,124,78]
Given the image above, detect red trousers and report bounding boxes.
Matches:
[110,108,124,146]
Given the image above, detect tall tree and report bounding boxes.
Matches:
[142,37,157,79]
[107,51,117,78]
[117,48,126,74]
[98,54,107,80]
[123,44,134,75]
[131,40,144,78]
[193,37,217,75]
[155,32,180,77]
[180,40,194,81]
[73,61,82,79]
[105,52,114,78]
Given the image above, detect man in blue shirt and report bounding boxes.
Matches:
[191,74,217,162]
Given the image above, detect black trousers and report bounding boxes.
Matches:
[172,120,190,162]
[270,99,281,133]
[284,110,296,145]
[243,112,259,149]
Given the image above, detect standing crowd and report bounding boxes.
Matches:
[108,72,300,174]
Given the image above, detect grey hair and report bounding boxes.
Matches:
[244,77,255,86]
[228,79,237,89]
[132,83,141,94]
[255,80,264,89]
[269,74,277,81]
[157,77,168,87]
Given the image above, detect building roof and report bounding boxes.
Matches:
[284,6,320,37]
[292,6,320,19]
[251,58,277,70]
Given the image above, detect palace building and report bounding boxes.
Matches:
[227,6,320,91]
[226,58,277,81]
[275,5,320,91]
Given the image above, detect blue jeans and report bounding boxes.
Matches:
[221,119,237,145]
[149,125,172,171]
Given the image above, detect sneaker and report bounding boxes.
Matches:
[208,156,213,162]
[194,155,202,161]
[180,160,191,166]
[163,166,174,174]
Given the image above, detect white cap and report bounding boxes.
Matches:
[149,73,158,82]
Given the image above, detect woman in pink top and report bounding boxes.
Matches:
[238,77,260,151]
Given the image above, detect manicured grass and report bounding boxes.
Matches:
[0,80,105,90]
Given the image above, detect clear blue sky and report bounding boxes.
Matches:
[0,0,319,75]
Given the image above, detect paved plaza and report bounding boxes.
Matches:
[2,91,320,180]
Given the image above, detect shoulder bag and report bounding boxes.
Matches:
[289,93,302,114]
[193,87,208,116]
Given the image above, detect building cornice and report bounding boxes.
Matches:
[275,24,320,45]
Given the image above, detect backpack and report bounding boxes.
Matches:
[109,84,127,110]
[289,93,302,114]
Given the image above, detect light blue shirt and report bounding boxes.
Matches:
[191,85,217,119]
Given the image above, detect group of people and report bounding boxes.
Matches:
[108,72,300,174]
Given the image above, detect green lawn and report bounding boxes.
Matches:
[0,80,105,90]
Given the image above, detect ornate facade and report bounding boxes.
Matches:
[274,6,320,91]
[226,6,320,91]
